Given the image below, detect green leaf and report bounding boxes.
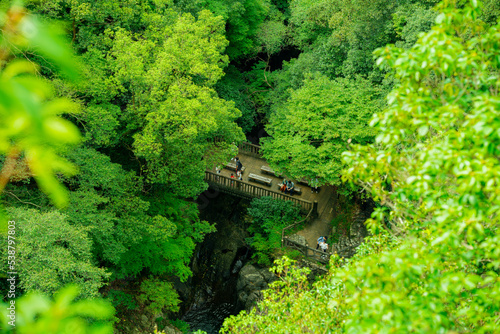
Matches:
[418,125,429,136]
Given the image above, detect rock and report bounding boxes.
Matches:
[232,259,243,274]
[334,205,371,258]
[287,234,307,247]
[238,290,248,303]
[176,216,248,313]
[236,264,276,310]
[260,267,274,282]
[163,324,183,334]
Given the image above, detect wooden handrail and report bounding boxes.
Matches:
[281,206,314,247]
[282,238,331,264]
[240,141,260,149]
[204,171,313,212]
[238,141,262,158]
[282,234,360,263]
[212,139,262,157]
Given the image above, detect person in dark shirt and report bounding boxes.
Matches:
[235,157,243,173]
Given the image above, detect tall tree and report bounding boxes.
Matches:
[10,208,110,299]
[129,11,244,197]
[261,74,381,189]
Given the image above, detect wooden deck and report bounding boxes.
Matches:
[206,150,334,218]
[204,142,341,257]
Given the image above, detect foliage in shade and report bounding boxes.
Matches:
[216,65,257,134]
[176,0,270,59]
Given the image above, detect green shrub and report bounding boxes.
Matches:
[246,197,301,265]
[0,285,114,334]
[247,196,300,226]
[169,319,191,333]
[107,290,137,311]
[138,277,181,315]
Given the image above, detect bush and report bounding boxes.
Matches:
[169,319,191,333]
[138,277,181,315]
[246,197,301,265]
[107,290,137,311]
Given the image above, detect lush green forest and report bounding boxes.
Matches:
[0,0,500,332]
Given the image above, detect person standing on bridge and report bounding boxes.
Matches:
[235,157,243,174]
[310,177,320,193]
[216,165,222,181]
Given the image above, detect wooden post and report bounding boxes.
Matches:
[313,200,318,217]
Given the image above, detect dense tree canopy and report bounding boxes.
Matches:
[261,74,381,187]
[222,1,500,333]
[2,0,500,332]
[0,0,230,327]
[9,208,109,299]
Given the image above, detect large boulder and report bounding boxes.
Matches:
[287,234,308,247]
[236,264,276,310]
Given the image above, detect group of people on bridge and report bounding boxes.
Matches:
[231,157,243,180]
[216,157,244,183]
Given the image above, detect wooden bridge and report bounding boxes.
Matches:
[204,142,359,264]
[204,171,317,214]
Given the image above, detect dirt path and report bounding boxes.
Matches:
[296,191,337,248]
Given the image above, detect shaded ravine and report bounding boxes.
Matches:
[176,192,251,333]
[177,189,371,333]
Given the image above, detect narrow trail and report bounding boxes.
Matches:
[297,189,338,248]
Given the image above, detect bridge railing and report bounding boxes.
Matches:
[283,238,359,264]
[204,171,313,213]
[238,142,262,158]
[281,206,314,244]
[212,138,262,158]
[283,238,331,264]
